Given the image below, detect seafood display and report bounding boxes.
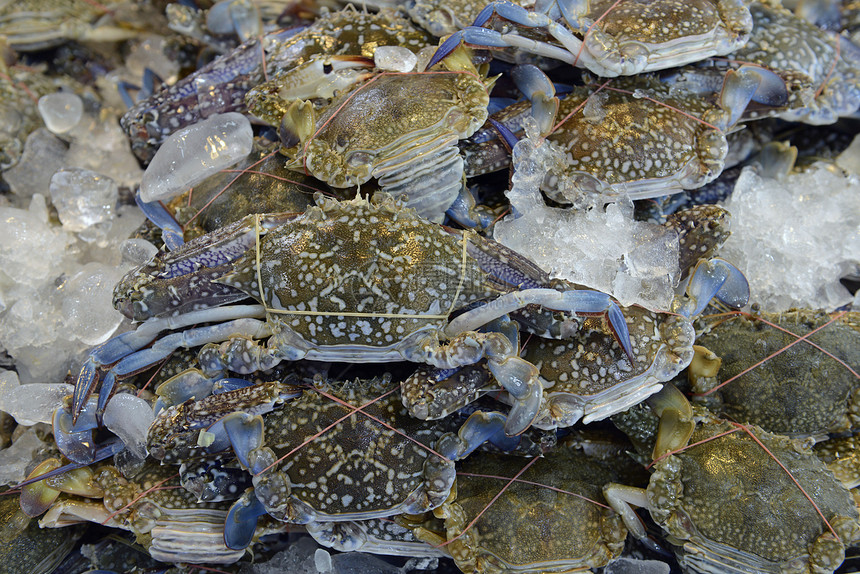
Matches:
[0,0,859,573]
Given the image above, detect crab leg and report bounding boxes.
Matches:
[445,288,633,362]
[72,304,268,422]
[134,191,185,251]
[426,1,595,72]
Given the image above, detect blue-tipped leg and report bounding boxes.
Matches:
[135,190,185,250]
[488,118,519,150]
[511,64,558,135]
[225,489,268,550]
[720,66,789,128]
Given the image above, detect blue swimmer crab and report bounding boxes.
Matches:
[426,0,753,77]
[30,460,271,564]
[691,309,860,440]
[732,1,860,124]
[279,46,496,221]
[146,375,515,551]
[403,205,747,431]
[407,443,628,573]
[503,64,786,203]
[121,6,433,162]
[73,193,633,438]
[605,406,860,574]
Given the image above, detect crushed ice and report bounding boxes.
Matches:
[721,160,860,312]
[493,118,681,310]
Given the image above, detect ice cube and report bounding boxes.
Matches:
[61,262,125,346]
[0,369,73,426]
[49,167,118,235]
[37,92,83,135]
[103,393,155,459]
[374,46,417,72]
[0,426,45,486]
[721,164,860,311]
[3,129,68,198]
[139,112,253,203]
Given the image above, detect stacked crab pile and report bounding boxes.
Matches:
[1,0,860,573]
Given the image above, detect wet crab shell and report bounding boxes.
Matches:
[539,77,729,203]
[525,308,695,429]
[414,447,628,573]
[212,194,543,350]
[692,310,860,439]
[647,418,860,574]
[281,68,494,220]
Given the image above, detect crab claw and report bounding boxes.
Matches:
[425,27,508,71]
[675,257,750,318]
[437,411,524,460]
[135,190,185,251]
[54,402,99,464]
[222,412,265,471]
[511,64,559,135]
[719,65,788,129]
[225,488,268,550]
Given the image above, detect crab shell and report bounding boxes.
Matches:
[647,418,860,573]
[281,69,493,220]
[120,7,433,162]
[525,308,695,429]
[692,310,860,439]
[732,2,860,125]
[211,193,543,354]
[416,448,627,573]
[540,77,729,203]
[39,464,259,565]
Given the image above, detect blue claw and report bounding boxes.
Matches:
[457,411,521,458]
[488,118,519,150]
[72,358,99,424]
[53,406,96,464]
[558,290,634,365]
[511,64,558,134]
[471,2,497,26]
[607,303,635,365]
[222,412,264,471]
[135,190,185,250]
[425,31,465,71]
[225,489,268,550]
[720,66,789,128]
[680,257,750,318]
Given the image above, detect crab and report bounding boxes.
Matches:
[279,46,496,222]
[407,443,628,573]
[0,0,146,51]
[361,0,500,36]
[72,193,633,439]
[120,6,433,162]
[605,407,860,574]
[23,459,269,565]
[498,64,787,203]
[729,1,860,124]
[146,375,520,551]
[425,0,753,77]
[402,205,747,430]
[689,309,860,440]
